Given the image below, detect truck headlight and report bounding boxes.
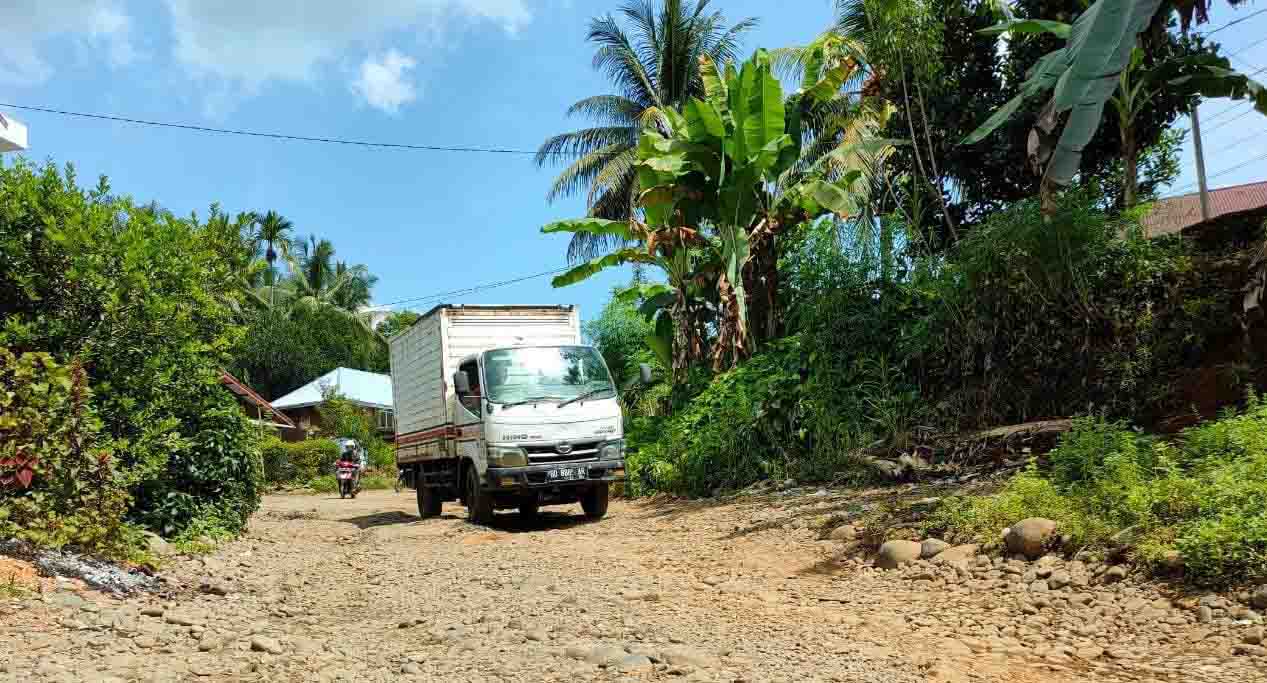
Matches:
[487,445,528,468]
[600,439,625,460]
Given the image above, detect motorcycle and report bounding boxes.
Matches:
[336,461,360,499]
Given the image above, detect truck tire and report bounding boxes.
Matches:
[518,500,539,519]
[581,483,610,520]
[464,465,493,526]
[417,482,442,518]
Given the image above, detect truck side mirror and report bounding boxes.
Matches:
[453,370,471,395]
[639,363,653,385]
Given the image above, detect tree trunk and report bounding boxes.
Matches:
[670,291,692,386]
[1122,124,1139,210]
[744,224,781,346]
[711,274,750,372]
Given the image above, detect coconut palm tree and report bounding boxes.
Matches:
[253,211,294,303]
[535,0,757,262]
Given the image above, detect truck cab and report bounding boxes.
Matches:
[444,345,627,522]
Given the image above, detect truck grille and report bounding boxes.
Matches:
[524,440,601,463]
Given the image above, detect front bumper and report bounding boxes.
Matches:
[486,460,625,490]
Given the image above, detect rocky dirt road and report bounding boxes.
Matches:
[2,489,1265,682]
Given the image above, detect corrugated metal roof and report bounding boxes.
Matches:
[1142,180,1267,237]
[271,367,393,410]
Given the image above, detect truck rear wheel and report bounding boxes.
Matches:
[464,466,493,526]
[581,483,610,520]
[417,482,442,518]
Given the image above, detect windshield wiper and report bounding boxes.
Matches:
[557,387,614,409]
[500,396,562,408]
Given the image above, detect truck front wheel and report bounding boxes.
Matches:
[464,466,494,526]
[581,483,610,520]
[417,481,442,518]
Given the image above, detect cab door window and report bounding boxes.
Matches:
[457,359,482,417]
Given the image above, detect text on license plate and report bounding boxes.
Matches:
[547,466,588,481]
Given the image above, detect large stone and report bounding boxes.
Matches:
[829,525,860,542]
[1252,585,1267,610]
[1004,518,1058,560]
[920,539,951,559]
[875,540,923,570]
[662,646,719,669]
[933,544,980,565]
[585,645,628,667]
[250,636,285,655]
[141,531,174,557]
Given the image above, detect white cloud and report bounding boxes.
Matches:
[352,50,419,114]
[162,0,531,91]
[0,0,135,86]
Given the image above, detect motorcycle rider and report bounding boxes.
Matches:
[336,440,364,492]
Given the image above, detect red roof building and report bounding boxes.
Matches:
[1143,180,1267,238]
[219,370,296,431]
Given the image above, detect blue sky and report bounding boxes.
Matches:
[1,1,1265,329]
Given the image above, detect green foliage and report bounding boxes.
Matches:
[316,391,393,470]
[261,437,341,485]
[376,310,420,339]
[626,339,806,496]
[232,305,387,401]
[0,159,264,545]
[930,401,1267,585]
[0,351,133,557]
[919,192,1201,426]
[305,473,401,494]
[583,291,659,388]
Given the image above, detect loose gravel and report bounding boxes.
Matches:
[0,489,1262,682]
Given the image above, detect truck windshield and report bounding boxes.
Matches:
[483,346,615,405]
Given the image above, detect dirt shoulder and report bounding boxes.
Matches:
[0,489,1259,682]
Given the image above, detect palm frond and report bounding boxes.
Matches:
[565,95,644,126]
[545,142,635,204]
[589,14,661,108]
[535,126,636,168]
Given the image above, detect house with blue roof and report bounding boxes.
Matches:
[270,367,394,442]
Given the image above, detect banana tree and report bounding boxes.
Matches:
[542,218,717,383]
[635,49,862,370]
[963,0,1267,215]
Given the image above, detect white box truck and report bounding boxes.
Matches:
[389,304,642,524]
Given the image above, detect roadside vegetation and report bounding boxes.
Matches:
[0,159,391,563]
[547,0,1267,584]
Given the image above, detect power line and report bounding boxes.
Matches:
[1211,128,1266,155]
[1201,7,1267,36]
[1207,107,1262,133]
[379,266,574,309]
[1226,34,1267,58]
[0,102,556,156]
[1169,149,1267,193]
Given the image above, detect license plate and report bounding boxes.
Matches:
[547,466,588,482]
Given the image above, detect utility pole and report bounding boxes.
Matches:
[1191,104,1213,220]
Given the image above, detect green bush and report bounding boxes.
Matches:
[0,351,135,558]
[1,159,262,543]
[308,475,337,494]
[928,400,1267,585]
[261,437,340,485]
[626,339,806,496]
[317,392,394,471]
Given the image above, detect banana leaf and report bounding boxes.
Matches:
[542,218,635,241]
[962,0,1166,188]
[550,248,659,288]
